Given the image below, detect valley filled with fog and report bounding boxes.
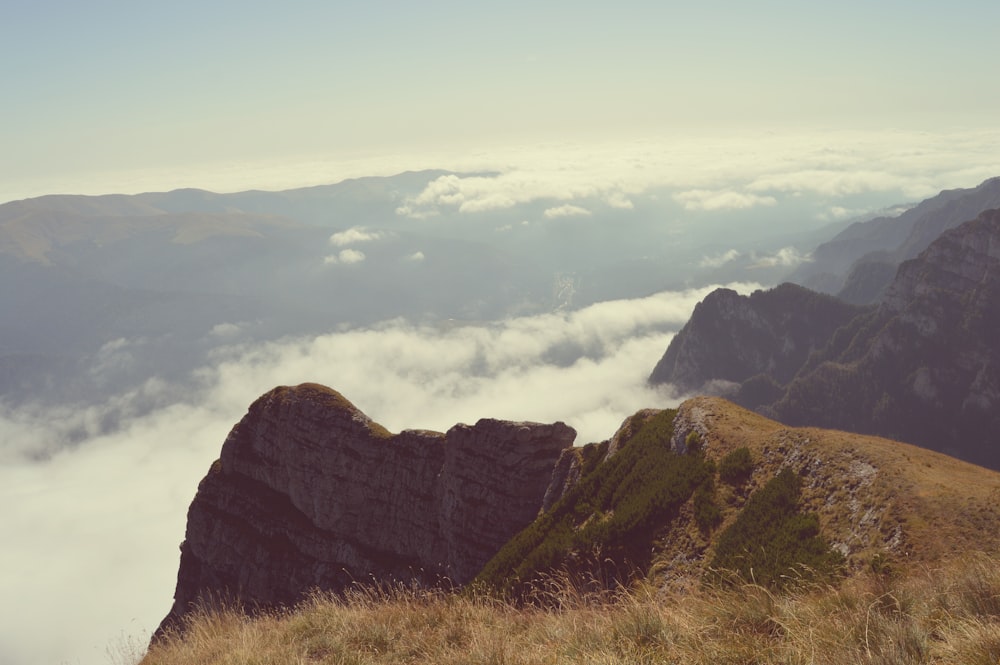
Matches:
[2,139,1000,665]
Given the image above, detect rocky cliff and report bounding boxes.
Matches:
[648,282,868,395]
[158,383,575,634]
[649,209,1000,469]
[771,208,1000,467]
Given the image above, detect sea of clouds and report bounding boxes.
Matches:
[0,281,761,665]
[4,126,1000,664]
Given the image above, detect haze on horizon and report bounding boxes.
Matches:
[3,0,1000,202]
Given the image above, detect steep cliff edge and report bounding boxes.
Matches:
[157,382,575,634]
[771,208,1000,467]
[648,282,868,396]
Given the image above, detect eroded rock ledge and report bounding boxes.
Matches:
[158,382,575,633]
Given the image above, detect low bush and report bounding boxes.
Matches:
[475,409,716,595]
[709,468,843,588]
[718,447,753,485]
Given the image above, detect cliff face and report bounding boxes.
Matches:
[772,208,1000,467]
[648,283,868,395]
[158,383,575,633]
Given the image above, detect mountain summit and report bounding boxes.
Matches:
[157,383,575,635]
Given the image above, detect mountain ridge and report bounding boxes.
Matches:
[157,382,575,636]
[157,385,1000,641]
[651,208,1000,468]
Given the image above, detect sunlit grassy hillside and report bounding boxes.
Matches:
[139,552,1000,665]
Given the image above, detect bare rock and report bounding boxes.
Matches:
[157,383,574,634]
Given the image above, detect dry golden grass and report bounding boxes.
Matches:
[136,553,1000,665]
[667,397,1000,579]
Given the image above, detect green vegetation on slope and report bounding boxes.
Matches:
[475,410,718,594]
[478,411,844,596]
[718,446,753,486]
[710,468,844,588]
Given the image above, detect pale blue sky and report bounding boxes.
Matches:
[3,1,999,200]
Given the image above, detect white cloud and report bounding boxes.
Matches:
[323,249,367,265]
[382,128,1000,221]
[407,251,425,262]
[328,226,387,247]
[699,249,741,268]
[0,280,762,665]
[210,322,243,337]
[543,204,591,219]
[673,189,778,211]
[605,192,634,209]
[750,246,812,268]
[747,169,913,198]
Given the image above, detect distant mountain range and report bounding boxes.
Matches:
[651,185,1000,469]
[2,169,807,409]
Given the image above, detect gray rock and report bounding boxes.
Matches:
[157,382,574,634]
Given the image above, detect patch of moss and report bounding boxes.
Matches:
[475,409,716,596]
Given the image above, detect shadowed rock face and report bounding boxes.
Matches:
[648,282,868,395]
[158,383,575,634]
[648,209,1000,470]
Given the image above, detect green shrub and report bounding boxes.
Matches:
[718,447,753,485]
[693,476,722,532]
[708,468,843,589]
[475,409,717,596]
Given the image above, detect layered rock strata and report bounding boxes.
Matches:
[158,383,575,633]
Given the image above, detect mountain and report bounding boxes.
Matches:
[0,172,557,406]
[789,176,1000,303]
[157,383,575,635]
[480,395,1000,593]
[158,387,1000,639]
[647,282,868,394]
[651,209,1000,469]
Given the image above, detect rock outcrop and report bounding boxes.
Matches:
[770,208,1000,467]
[648,282,868,395]
[158,383,575,634]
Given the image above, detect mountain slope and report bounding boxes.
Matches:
[478,396,1000,594]
[648,282,868,395]
[770,208,1000,467]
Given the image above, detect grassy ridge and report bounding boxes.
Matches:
[475,409,844,596]
[474,410,719,594]
[138,553,1000,665]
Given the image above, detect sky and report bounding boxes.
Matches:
[3,1,1000,202]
